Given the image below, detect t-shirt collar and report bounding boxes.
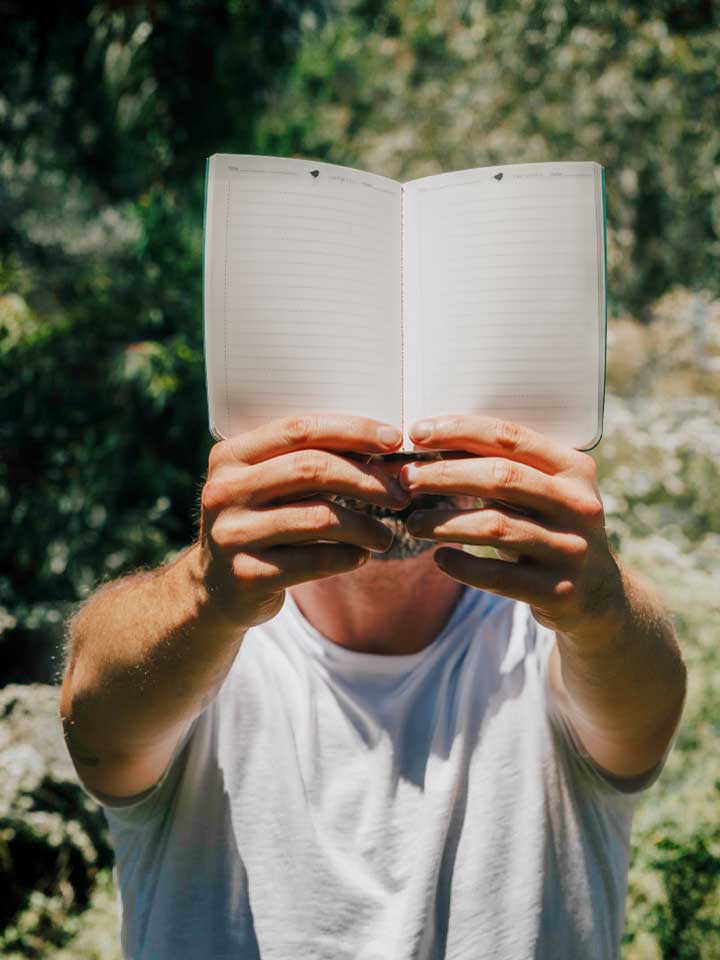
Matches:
[283,584,478,678]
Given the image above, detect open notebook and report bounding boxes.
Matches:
[203,155,607,452]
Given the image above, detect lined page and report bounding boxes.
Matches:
[204,155,402,440]
[402,162,605,450]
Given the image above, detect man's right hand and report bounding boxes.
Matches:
[198,414,410,628]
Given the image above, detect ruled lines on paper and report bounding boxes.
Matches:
[207,158,402,436]
[403,165,602,447]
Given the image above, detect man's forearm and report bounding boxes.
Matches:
[551,561,687,776]
[61,543,245,789]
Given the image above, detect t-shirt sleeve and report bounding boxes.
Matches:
[77,714,201,826]
[535,620,676,797]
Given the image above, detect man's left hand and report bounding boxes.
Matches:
[400,415,626,640]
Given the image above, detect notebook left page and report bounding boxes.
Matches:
[204,155,402,440]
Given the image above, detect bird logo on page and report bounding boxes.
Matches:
[310,170,320,178]
[494,172,503,181]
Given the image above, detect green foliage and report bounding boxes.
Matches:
[591,292,720,960]
[648,826,720,959]
[0,685,114,958]
[258,1,720,314]
[0,1,324,668]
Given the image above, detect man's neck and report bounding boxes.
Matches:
[288,547,467,656]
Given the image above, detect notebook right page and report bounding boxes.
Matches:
[402,162,606,450]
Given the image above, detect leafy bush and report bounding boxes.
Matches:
[593,293,720,959]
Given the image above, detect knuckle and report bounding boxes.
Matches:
[566,535,589,560]
[492,459,520,490]
[208,441,230,472]
[283,415,315,448]
[294,450,327,486]
[442,416,463,436]
[495,419,522,451]
[434,457,452,486]
[210,518,236,550]
[575,452,597,481]
[576,495,604,522]
[305,502,336,531]
[201,480,226,513]
[484,510,509,541]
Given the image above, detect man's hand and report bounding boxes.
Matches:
[400,414,686,780]
[199,413,410,628]
[398,415,621,639]
[61,412,410,798]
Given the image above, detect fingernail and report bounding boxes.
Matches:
[399,463,418,490]
[410,421,433,442]
[378,425,402,448]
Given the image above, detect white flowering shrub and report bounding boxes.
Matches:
[594,292,720,958]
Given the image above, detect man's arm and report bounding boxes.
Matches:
[400,414,687,780]
[60,544,246,799]
[60,414,408,800]
[547,563,686,778]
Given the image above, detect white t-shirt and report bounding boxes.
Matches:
[92,586,668,960]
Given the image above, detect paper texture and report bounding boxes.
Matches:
[204,154,401,440]
[402,162,605,450]
[204,156,606,451]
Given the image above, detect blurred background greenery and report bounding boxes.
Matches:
[0,1,718,957]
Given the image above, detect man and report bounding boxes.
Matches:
[60,412,686,960]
